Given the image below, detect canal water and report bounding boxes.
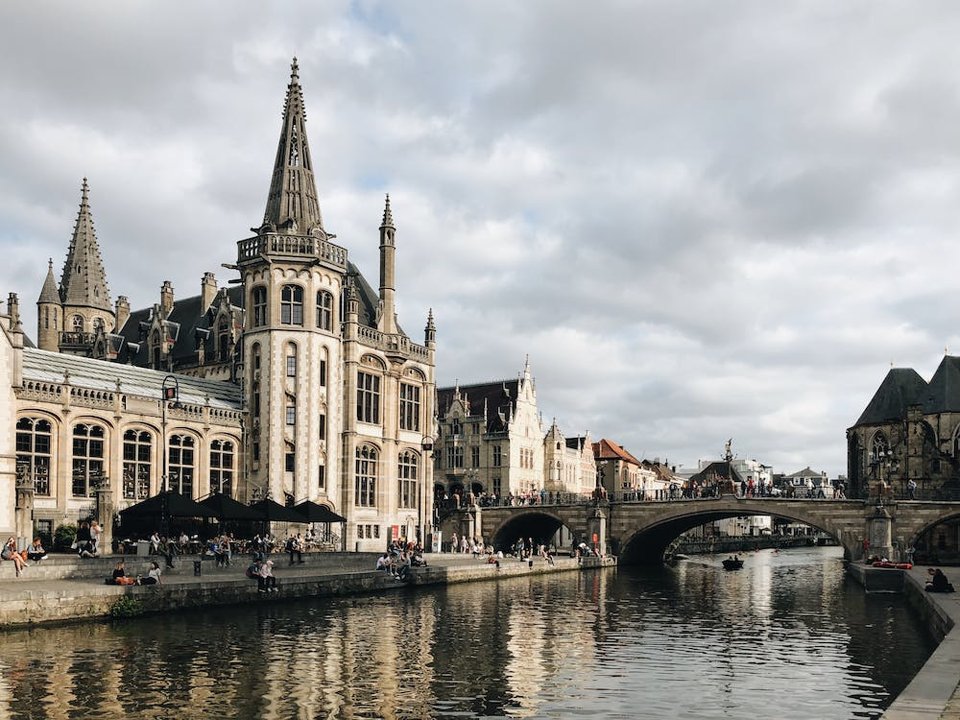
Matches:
[0,547,936,719]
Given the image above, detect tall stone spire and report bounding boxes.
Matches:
[262,57,324,235]
[60,178,112,311]
[378,194,397,334]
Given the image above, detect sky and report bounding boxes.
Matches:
[3,2,960,478]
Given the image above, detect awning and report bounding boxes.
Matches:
[199,493,263,521]
[293,500,347,524]
[119,491,218,519]
[249,498,306,523]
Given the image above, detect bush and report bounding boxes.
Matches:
[54,524,77,553]
[110,595,143,619]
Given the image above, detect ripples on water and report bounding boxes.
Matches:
[0,547,935,719]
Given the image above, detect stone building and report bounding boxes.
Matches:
[593,439,656,498]
[846,355,960,500]
[6,59,436,550]
[434,360,596,501]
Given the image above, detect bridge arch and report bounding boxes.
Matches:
[489,509,577,553]
[609,499,868,565]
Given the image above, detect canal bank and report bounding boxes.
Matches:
[848,563,960,719]
[0,552,615,628]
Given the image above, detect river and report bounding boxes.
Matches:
[0,546,935,719]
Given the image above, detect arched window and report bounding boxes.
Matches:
[355,445,378,507]
[16,417,52,496]
[168,434,195,496]
[72,423,105,497]
[398,450,419,508]
[72,315,84,332]
[252,286,267,327]
[122,429,152,500]
[871,433,889,464]
[280,285,304,325]
[217,317,230,361]
[316,290,333,331]
[210,439,235,497]
[286,343,297,378]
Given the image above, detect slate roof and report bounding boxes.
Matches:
[924,355,960,414]
[853,368,929,427]
[21,348,241,409]
[785,466,823,479]
[437,379,520,432]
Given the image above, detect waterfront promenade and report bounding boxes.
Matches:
[0,550,611,627]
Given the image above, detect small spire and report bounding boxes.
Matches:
[81,177,89,202]
[290,56,300,82]
[38,258,60,304]
[381,194,395,229]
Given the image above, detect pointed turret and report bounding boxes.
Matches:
[36,259,62,351]
[60,179,112,312]
[378,194,397,334]
[262,58,324,235]
[424,307,436,348]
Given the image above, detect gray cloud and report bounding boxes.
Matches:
[4,1,960,477]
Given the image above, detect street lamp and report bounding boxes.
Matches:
[160,375,181,536]
[419,434,434,547]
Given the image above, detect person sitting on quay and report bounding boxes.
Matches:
[286,534,304,565]
[137,561,163,586]
[160,536,177,569]
[926,568,955,593]
[89,520,102,556]
[258,558,277,593]
[149,530,162,555]
[26,537,48,564]
[112,560,137,586]
[2,537,27,577]
[75,521,95,558]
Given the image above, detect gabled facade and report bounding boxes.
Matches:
[14,59,436,549]
[543,424,596,496]
[847,356,960,499]
[593,438,651,498]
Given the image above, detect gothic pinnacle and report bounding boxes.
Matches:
[381,193,395,229]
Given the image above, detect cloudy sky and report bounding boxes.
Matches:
[3,2,960,477]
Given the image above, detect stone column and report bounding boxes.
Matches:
[867,504,893,560]
[95,480,115,556]
[465,503,481,543]
[14,474,34,550]
[587,503,608,557]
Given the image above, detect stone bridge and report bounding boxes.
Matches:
[444,497,960,564]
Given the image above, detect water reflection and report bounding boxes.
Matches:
[0,547,935,719]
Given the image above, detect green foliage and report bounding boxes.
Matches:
[54,524,77,552]
[110,595,143,619]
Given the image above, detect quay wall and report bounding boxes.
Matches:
[0,555,615,629]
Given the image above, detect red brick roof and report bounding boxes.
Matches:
[592,438,642,466]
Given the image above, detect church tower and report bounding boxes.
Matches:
[237,58,348,506]
[38,179,115,355]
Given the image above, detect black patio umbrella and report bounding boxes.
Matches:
[249,498,306,523]
[119,491,218,519]
[199,493,264,521]
[293,500,347,524]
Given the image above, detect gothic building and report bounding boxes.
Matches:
[434,361,596,501]
[847,355,960,500]
[5,59,436,550]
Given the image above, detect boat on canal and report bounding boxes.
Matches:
[722,556,744,571]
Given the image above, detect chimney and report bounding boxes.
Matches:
[114,295,130,332]
[160,281,174,317]
[7,292,20,329]
[201,272,218,311]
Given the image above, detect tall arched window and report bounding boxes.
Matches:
[286,343,297,378]
[398,450,419,508]
[280,285,304,325]
[252,286,267,327]
[122,429,152,500]
[316,290,333,331]
[355,445,378,507]
[871,433,889,464]
[72,423,105,497]
[168,434,195,496]
[16,417,52,496]
[210,439,235,497]
[217,317,230,361]
[72,315,84,332]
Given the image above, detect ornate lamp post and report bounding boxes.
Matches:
[419,434,434,546]
[160,375,181,536]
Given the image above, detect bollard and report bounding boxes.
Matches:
[193,560,202,576]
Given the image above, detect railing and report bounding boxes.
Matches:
[237,234,348,268]
[70,387,115,410]
[59,331,97,347]
[18,380,63,403]
[356,325,430,360]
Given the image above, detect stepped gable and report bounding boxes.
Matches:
[116,285,245,366]
[853,367,928,427]
[437,379,521,431]
[60,179,112,311]
[924,355,960,414]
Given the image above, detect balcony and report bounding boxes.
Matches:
[237,233,348,269]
